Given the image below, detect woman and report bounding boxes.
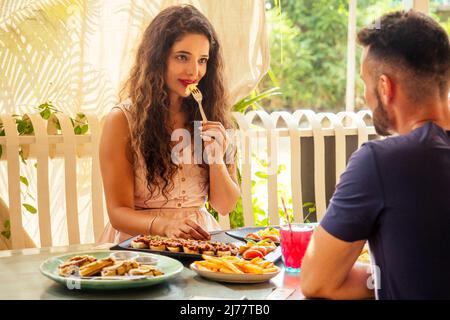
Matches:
[98,5,240,243]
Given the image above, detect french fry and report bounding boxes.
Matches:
[202,255,225,265]
[219,267,234,273]
[195,261,220,271]
[262,267,279,273]
[222,260,244,274]
[221,256,240,261]
[196,264,213,272]
[240,263,264,274]
[259,261,274,268]
[250,257,263,264]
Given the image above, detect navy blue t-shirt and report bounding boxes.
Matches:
[321,122,450,299]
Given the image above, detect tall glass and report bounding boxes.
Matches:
[280,223,314,273]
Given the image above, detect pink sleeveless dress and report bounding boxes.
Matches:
[98,101,221,244]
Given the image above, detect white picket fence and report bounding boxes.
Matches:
[0,110,376,249]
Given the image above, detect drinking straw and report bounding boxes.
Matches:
[280,197,293,235]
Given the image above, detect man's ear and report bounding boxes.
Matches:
[377,74,395,105]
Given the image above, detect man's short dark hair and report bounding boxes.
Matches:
[357,10,450,101]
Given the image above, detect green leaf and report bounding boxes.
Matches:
[233,87,282,112]
[80,124,89,135]
[4,219,10,229]
[16,120,26,134]
[0,145,2,159]
[23,203,37,214]
[18,149,27,165]
[37,103,50,110]
[1,230,10,240]
[19,176,29,187]
[255,171,268,179]
[277,164,286,174]
[74,126,82,135]
[40,108,51,120]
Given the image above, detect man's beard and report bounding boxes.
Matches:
[373,90,392,136]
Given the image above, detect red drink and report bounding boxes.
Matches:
[280,224,314,272]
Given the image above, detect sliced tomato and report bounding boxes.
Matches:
[250,246,268,256]
[246,233,262,241]
[242,249,264,260]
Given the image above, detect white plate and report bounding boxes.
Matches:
[190,262,280,284]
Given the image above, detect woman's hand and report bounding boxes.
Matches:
[163,217,211,240]
[200,121,230,164]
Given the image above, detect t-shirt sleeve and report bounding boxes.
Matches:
[320,143,384,242]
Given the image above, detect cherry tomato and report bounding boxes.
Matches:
[242,249,264,260]
[250,246,268,256]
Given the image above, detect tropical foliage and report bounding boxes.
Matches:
[259,0,449,112]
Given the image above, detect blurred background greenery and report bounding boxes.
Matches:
[256,0,450,113]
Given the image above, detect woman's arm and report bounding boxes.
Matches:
[208,163,240,215]
[100,109,155,236]
[200,121,240,215]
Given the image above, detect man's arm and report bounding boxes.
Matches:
[300,226,374,300]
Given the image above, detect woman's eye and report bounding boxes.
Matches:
[199,58,208,64]
[176,55,188,61]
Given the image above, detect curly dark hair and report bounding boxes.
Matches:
[120,5,235,203]
[357,10,450,102]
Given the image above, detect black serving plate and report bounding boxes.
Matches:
[110,234,243,260]
[110,232,282,263]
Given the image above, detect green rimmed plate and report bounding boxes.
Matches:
[40,250,183,290]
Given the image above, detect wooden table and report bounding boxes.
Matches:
[0,232,305,300]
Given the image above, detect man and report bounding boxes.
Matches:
[300,10,450,300]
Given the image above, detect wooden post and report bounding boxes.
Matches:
[403,0,429,14]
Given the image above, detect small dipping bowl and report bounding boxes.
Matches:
[134,255,158,265]
[109,251,140,261]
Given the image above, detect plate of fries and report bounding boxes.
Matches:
[190,255,280,283]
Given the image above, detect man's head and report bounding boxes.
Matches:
[358,11,450,136]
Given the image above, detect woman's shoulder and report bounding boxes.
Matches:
[104,100,133,134]
[111,98,132,116]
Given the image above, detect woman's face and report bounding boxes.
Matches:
[165,33,210,101]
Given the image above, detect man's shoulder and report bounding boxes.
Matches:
[363,122,448,158]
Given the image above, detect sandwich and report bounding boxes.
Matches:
[149,238,166,251]
[165,239,183,252]
[183,240,200,254]
[198,242,215,256]
[129,265,164,277]
[101,260,139,277]
[79,257,115,277]
[131,235,149,249]
[215,243,231,257]
[58,255,97,277]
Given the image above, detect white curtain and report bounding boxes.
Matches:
[0,0,269,246]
